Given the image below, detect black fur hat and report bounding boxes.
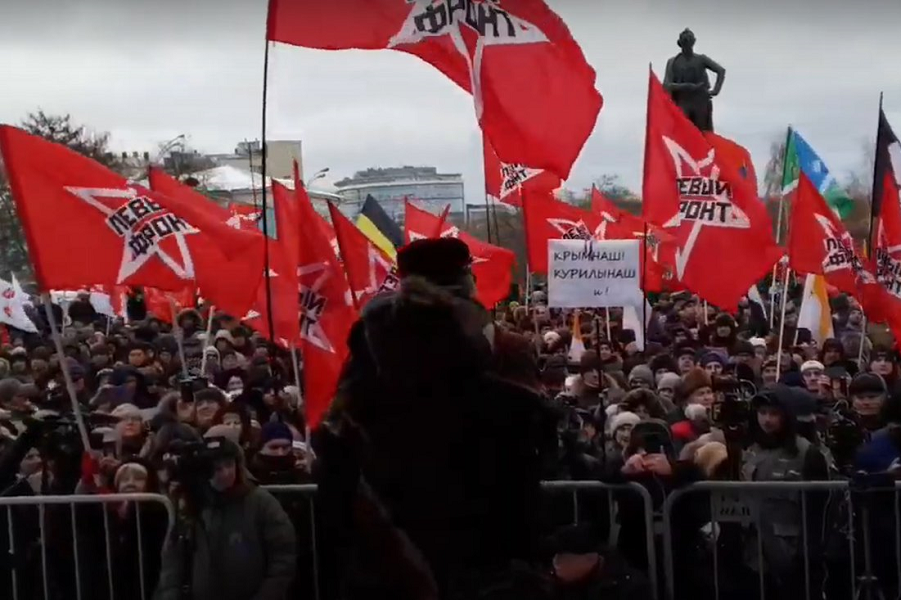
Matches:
[396,238,472,287]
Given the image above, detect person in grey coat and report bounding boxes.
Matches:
[153,437,297,600]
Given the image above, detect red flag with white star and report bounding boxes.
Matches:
[405,201,514,307]
[267,0,601,181]
[521,190,602,274]
[788,172,893,328]
[589,187,676,292]
[328,201,398,309]
[483,133,560,207]
[0,127,264,317]
[295,184,357,428]
[641,72,780,311]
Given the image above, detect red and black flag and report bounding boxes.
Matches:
[870,106,901,326]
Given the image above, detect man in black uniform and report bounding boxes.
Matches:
[313,238,553,600]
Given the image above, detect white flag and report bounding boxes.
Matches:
[797,274,834,344]
[0,277,38,333]
[622,299,653,351]
[11,275,32,307]
[90,290,117,318]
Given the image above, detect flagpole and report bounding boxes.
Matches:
[867,93,885,257]
[246,138,260,210]
[640,221,649,342]
[199,305,216,375]
[857,315,868,369]
[259,37,277,344]
[775,266,792,376]
[604,307,612,341]
[41,295,91,451]
[170,297,189,379]
[770,126,794,328]
[481,136,494,244]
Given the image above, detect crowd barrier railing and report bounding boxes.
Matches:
[662,480,901,600]
[263,480,659,600]
[0,492,175,600]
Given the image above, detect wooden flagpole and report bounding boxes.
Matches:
[775,266,792,376]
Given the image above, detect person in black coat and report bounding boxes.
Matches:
[313,238,555,600]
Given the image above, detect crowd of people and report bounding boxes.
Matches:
[0,239,900,600]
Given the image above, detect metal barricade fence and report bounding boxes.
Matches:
[0,493,175,600]
[661,480,901,600]
[264,480,659,600]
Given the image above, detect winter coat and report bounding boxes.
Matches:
[154,485,297,600]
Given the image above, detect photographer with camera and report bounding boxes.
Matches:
[154,435,296,600]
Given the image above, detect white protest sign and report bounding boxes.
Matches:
[548,239,642,308]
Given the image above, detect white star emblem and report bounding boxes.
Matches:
[390,0,548,119]
[658,137,750,279]
[65,186,198,284]
[298,262,337,353]
[491,161,543,203]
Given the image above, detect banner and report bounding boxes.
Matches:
[548,239,642,308]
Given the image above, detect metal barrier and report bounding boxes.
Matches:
[0,493,175,600]
[540,480,659,599]
[264,480,659,600]
[661,480,901,600]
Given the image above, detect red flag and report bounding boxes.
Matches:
[227,203,261,232]
[267,0,601,180]
[589,187,676,292]
[641,72,780,311]
[295,185,357,428]
[483,133,560,207]
[234,182,304,347]
[704,132,758,188]
[789,173,889,324]
[521,190,602,274]
[405,201,514,307]
[0,127,264,317]
[144,286,194,324]
[328,201,398,309]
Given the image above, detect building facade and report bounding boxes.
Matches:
[334,166,465,222]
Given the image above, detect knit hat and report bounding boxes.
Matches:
[610,411,641,433]
[214,329,235,345]
[800,360,825,373]
[849,373,887,396]
[628,364,654,387]
[684,403,709,421]
[699,351,726,367]
[260,421,293,446]
[693,442,728,478]
[681,367,712,397]
[543,331,562,346]
[675,343,697,360]
[657,372,681,391]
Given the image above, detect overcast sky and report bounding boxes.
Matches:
[2,0,900,206]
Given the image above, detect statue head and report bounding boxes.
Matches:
[677,28,696,51]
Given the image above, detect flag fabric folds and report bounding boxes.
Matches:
[294,184,357,428]
[0,276,37,333]
[266,0,602,181]
[0,127,264,320]
[641,71,781,311]
[329,201,398,309]
[567,311,585,362]
[782,128,855,219]
[796,274,834,345]
[483,133,560,207]
[522,191,601,274]
[357,195,403,257]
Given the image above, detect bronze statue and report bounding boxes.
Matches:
[663,29,726,132]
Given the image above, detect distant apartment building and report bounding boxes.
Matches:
[334,166,465,222]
